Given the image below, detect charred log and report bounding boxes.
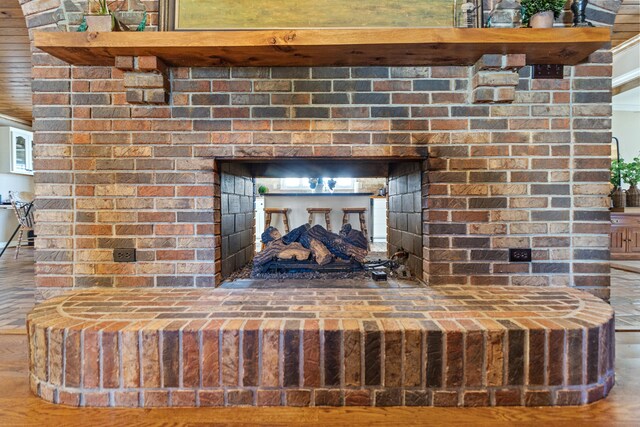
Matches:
[282,223,311,247]
[339,223,368,250]
[261,226,282,245]
[253,239,310,267]
[309,237,333,265]
[307,224,368,264]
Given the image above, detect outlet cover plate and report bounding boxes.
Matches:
[532,64,564,79]
[509,248,532,262]
[114,248,136,263]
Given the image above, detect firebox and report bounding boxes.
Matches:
[217,159,425,284]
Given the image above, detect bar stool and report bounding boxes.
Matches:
[307,208,332,231]
[265,208,291,233]
[342,208,368,241]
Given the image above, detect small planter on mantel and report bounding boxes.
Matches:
[85,14,113,32]
[529,11,554,28]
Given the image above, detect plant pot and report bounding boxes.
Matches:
[611,187,626,208]
[529,11,554,28]
[627,185,640,207]
[85,14,113,32]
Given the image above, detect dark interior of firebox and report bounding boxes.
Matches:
[219,159,424,285]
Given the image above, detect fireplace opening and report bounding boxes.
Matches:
[218,159,425,286]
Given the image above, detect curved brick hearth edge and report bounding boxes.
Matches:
[27,285,614,408]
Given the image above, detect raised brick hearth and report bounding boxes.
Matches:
[28,286,614,407]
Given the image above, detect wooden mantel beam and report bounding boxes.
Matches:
[34,28,610,68]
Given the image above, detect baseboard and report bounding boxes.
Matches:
[0,329,26,335]
[611,262,640,274]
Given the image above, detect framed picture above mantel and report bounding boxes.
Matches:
[159,0,456,31]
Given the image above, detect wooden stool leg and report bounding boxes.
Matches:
[342,213,349,226]
[359,212,369,242]
[265,212,272,228]
[325,212,331,232]
[308,212,314,226]
[283,212,290,233]
[15,229,23,259]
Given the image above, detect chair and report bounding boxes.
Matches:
[342,207,369,242]
[307,207,332,231]
[265,208,291,234]
[9,191,35,259]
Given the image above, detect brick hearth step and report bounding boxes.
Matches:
[27,286,614,408]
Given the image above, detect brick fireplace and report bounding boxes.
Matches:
[31,54,613,298]
[21,0,621,409]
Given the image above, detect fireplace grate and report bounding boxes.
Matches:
[261,258,364,274]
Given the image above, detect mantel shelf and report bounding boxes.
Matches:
[34,28,610,68]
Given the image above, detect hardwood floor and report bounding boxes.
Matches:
[0,247,34,332]
[611,268,640,330]
[0,332,638,425]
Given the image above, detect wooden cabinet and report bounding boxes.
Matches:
[611,225,627,254]
[611,213,640,259]
[0,127,33,176]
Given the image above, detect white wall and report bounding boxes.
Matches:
[0,116,33,248]
[613,110,640,162]
[613,36,639,86]
[612,37,640,188]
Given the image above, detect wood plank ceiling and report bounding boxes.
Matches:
[0,0,32,124]
[613,0,640,47]
[0,0,637,125]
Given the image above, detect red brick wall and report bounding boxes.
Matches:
[20,0,620,300]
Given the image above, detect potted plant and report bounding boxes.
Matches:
[611,159,626,208]
[257,185,268,195]
[622,157,640,207]
[521,0,566,27]
[309,178,318,190]
[85,0,116,32]
[327,178,337,192]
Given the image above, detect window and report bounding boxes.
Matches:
[280,177,355,190]
[281,178,304,189]
[332,178,355,189]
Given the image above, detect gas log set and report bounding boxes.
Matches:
[253,223,369,274]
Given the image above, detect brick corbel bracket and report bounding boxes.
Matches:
[115,56,169,105]
[471,54,526,104]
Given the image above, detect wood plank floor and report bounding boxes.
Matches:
[0,332,638,426]
[0,247,34,332]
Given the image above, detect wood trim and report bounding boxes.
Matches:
[33,28,610,68]
[158,0,174,32]
[0,113,31,126]
[613,76,640,95]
